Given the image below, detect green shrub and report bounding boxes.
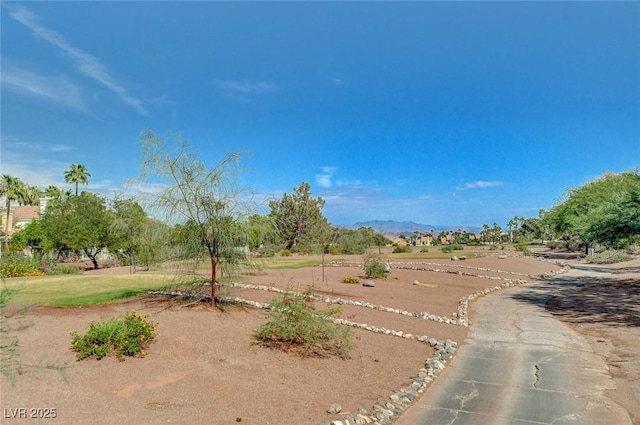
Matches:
[327,243,343,255]
[515,240,530,254]
[47,263,82,275]
[254,287,352,358]
[392,245,412,253]
[0,254,45,278]
[70,311,157,361]
[363,254,387,278]
[451,244,464,251]
[440,246,453,253]
[341,276,360,284]
[279,249,292,257]
[586,250,633,264]
[257,245,277,258]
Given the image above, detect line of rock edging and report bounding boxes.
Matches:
[147,257,569,425]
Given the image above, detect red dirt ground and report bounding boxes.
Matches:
[1,253,612,425]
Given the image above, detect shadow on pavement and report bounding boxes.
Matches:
[509,267,640,328]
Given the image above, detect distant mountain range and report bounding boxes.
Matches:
[345,220,481,236]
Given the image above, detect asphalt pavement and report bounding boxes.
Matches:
[394,278,633,425]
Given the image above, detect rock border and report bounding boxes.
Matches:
[148,257,569,425]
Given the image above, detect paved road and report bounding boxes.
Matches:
[395,277,633,425]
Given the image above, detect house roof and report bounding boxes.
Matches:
[11,206,40,221]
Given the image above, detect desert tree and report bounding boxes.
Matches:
[64,164,91,196]
[40,191,112,269]
[136,218,172,271]
[109,197,148,272]
[268,182,328,252]
[9,220,45,254]
[136,130,253,304]
[546,170,640,251]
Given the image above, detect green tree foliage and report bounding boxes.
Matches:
[64,164,91,196]
[109,197,148,272]
[245,214,279,251]
[518,217,543,242]
[481,222,503,245]
[44,185,68,200]
[328,226,387,255]
[136,219,172,271]
[40,191,112,269]
[137,130,252,303]
[546,170,640,250]
[269,182,328,251]
[9,220,45,253]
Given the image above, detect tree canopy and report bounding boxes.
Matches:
[137,129,252,303]
[545,170,640,250]
[268,182,328,252]
[64,164,91,196]
[40,191,111,269]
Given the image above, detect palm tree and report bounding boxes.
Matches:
[507,218,516,244]
[1,175,29,251]
[64,164,91,196]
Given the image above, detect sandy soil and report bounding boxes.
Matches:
[2,253,634,425]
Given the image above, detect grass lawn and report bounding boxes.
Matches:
[1,245,499,307]
[2,273,179,307]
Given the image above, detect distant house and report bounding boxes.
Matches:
[414,235,433,246]
[0,202,43,241]
[391,237,409,247]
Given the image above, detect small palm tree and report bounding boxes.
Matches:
[64,164,91,195]
[1,175,31,251]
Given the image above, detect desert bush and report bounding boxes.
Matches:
[515,240,530,254]
[341,276,360,284]
[363,254,387,278]
[626,244,640,255]
[279,249,292,257]
[328,243,343,255]
[257,245,277,258]
[392,245,412,253]
[440,245,453,253]
[451,244,464,251]
[46,263,82,275]
[0,254,45,278]
[546,241,558,250]
[420,248,429,253]
[585,250,633,264]
[254,287,352,358]
[70,311,157,361]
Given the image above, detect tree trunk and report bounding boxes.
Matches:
[3,199,11,252]
[210,254,217,305]
[88,252,99,269]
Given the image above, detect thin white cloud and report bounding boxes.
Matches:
[4,3,149,116]
[315,166,339,188]
[1,65,87,111]
[0,136,72,188]
[214,79,276,102]
[315,174,332,188]
[125,182,169,195]
[456,180,504,191]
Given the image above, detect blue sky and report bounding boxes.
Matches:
[2,2,639,228]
